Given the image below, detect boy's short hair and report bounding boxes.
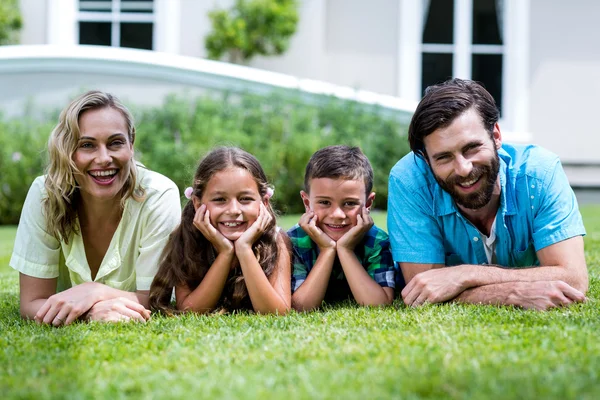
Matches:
[304,145,374,194]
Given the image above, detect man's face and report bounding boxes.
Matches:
[300,178,375,242]
[423,108,501,210]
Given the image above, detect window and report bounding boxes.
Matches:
[421,0,504,114]
[78,0,155,50]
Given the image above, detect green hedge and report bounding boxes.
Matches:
[0,92,410,224]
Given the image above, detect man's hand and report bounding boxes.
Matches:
[86,297,151,323]
[337,207,373,251]
[193,204,234,254]
[299,210,336,250]
[506,280,586,310]
[402,266,469,307]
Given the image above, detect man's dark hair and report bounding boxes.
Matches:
[304,145,374,194]
[408,78,500,158]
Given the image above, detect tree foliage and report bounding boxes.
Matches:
[205,0,299,64]
[0,0,22,45]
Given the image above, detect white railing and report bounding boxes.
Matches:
[0,45,417,123]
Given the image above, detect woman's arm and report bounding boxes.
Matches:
[21,274,150,325]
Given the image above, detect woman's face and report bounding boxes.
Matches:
[72,107,134,204]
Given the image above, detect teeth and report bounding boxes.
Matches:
[90,169,117,177]
[459,177,479,187]
[328,224,346,229]
[223,222,243,227]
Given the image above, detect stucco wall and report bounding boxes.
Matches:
[18,0,47,44]
[528,0,600,164]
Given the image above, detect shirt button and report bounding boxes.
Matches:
[531,184,535,188]
[531,206,534,209]
[473,237,479,242]
[530,195,534,199]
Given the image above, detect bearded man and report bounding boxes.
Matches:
[388,78,588,310]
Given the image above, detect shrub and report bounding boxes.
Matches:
[0,0,23,45]
[0,92,410,224]
[205,0,299,64]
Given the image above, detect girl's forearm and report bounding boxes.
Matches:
[176,252,234,313]
[236,245,290,314]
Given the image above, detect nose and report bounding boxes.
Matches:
[95,146,112,166]
[331,205,346,220]
[454,155,473,177]
[227,199,242,215]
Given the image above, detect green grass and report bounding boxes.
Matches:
[1,207,600,399]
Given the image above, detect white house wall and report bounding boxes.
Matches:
[528,0,600,165]
[18,0,47,44]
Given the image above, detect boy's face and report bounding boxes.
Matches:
[300,178,375,242]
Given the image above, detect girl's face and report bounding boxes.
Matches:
[198,167,265,241]
[72,107,133,204]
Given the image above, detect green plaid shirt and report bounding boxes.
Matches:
[288,224,396,300]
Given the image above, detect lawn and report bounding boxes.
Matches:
[1,208,600,399]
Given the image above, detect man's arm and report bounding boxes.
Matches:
[401,236,587,309]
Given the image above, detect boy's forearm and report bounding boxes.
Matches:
[291,248,337,311]
[337,248,394,305]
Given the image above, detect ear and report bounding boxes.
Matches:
[262,196,270,207]
[300,190,311,212]
[366,192,376,210]
[192,196,201,211]
[492,123,502,149]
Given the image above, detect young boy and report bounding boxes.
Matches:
[288,145,396,311]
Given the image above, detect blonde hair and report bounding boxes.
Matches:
[43,90,144,243]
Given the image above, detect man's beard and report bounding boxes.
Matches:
[434,149,500,210]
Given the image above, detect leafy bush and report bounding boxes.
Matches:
[0,92,409,224]
[205,0,299,64]
[0,0,23,45]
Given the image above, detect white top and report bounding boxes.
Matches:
[10,166,181,291]
[481,219,498,265]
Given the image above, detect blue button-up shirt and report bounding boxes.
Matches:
[387,143,585,267]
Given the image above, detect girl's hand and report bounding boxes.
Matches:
[299,210,336,250]
[85,297,151,323]
[193,204,234,254]
[337,206,373,251]
[235,203,273,251]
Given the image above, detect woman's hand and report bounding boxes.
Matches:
[34,282,105,326]
[235,203,273,251]
[193,204,234,254]
[85,297,151,323]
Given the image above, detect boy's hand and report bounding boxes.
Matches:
[193,204,234,254]
[337,207,373,251]
[299,210,336,250]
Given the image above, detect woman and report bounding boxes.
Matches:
[10,91,181,326]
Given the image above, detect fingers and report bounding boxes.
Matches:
[119,297,152,320]
[557,281,586,303]
[34,299,52,324]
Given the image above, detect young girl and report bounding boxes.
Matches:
[149,147,291,314]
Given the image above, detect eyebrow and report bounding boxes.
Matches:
[79,133,127,141]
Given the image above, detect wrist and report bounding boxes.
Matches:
[457,265,478,289]
[234,241,253,254]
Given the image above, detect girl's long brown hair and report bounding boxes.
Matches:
[149,147,279,314]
